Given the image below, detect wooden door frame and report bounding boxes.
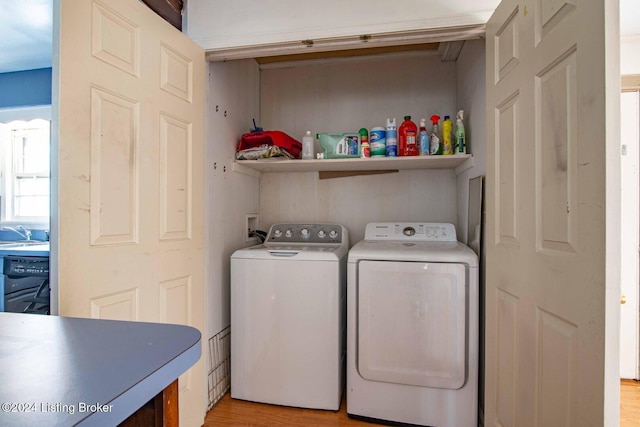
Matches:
[141,0,183,30]
[620,74,640,382]
[622,74,640,92]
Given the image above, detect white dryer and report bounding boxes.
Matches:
[230,223,349,410]
[347,223,479,427]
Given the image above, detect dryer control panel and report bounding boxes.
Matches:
[266,223,344,245]
[364,223,457,242]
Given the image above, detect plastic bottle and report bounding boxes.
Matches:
[302,130,314,159]
[454,110,466,154]
[370,127,386,157]
[359,128,370,158]
[385,118,397,157]
[399,115,418,156]
[442,115,453,155]
[429,115,442,155]
[419,119,429,156]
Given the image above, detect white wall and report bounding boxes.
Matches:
[260,52,456,140]
[621,36,640,75]
[453,38,487,420]
[258,52,461,244]
[455,39,486,245]
[205,59,260,346]
[259,169,458,245]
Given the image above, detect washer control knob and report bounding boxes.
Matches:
[329,230,338,239]
[301,228,310,238]
[403,226,416,237]
[317,230,326,238]
[285,229,293,238]
[273,229,282,238]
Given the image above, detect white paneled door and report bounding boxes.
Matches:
[54,0,205,425]
[485,0,619,426]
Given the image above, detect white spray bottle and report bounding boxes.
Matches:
[302,130,314,159]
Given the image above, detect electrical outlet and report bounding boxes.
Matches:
[246,213,259,242]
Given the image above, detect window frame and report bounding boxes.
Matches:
[0,106,51,226]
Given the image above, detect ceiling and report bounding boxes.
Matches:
[0,0,638,74]
[0,0,52,73]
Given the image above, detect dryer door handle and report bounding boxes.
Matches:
[267,250,299,257]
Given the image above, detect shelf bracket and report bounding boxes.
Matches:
[455,155,475,175]
[232,161,262,178]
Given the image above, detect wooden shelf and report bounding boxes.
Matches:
[234,154,473,176]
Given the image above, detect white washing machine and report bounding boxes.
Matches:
[347,222,479,427]
[230,223,349,410]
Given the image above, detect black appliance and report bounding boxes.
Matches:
[3,256,50,315]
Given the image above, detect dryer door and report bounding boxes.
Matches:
[358,260,467,389]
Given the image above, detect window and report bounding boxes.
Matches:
[0,119,50,222]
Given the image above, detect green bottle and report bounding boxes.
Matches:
[454,110,466,154]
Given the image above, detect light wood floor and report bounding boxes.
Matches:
[204,393,369,427]
[205,380,640,426]
[621,380,640,427]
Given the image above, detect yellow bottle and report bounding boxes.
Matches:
[442,115,453,155]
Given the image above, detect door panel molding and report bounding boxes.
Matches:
[92,0,140,77]
[90,85,140,246]
[495,90,520,248]
[495,288,519,427]
[534,46,578,255]
[534,0,577,46]
[494,5,520,85]
[159,112,192,241]
[159,275,192,325]
[535,307,578,426]
[90,288,139,321]
[160,43,194,102]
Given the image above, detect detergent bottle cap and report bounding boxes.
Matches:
[305,130,311,136]
[419,118,426,127]
[444,115,450,120]
[404,115,411,120]
[457,110,464,121]
[386,118,396,127]
[430,115,441,125]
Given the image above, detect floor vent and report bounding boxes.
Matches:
[207,325,231,410]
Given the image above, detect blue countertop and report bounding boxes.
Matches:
[0,312,201,426]
[0,242,49,257]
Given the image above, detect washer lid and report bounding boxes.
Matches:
[231,244,346,261]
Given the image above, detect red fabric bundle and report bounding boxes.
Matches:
[238,131,302,158]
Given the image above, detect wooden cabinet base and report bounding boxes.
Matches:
[120,380,179,427]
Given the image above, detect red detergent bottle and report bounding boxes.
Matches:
[399,115,418,156]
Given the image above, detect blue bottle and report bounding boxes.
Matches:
[385,118,397,157]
